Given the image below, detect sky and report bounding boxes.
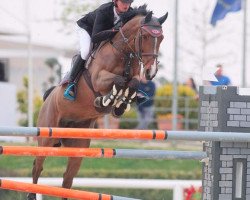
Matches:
[0,0,249,87]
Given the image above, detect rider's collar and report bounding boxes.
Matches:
[113,7,120,24]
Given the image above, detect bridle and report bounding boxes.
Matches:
[111,20,162,65]
[136,24,162,60]
[110,16,163,80]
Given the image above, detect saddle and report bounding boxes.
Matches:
[60,42,101,86]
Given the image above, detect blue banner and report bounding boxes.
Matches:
[210,0,242,26]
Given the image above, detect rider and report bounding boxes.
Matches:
[64,0,134,101]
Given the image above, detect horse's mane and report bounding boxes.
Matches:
[120,4,152,24]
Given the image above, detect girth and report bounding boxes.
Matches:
[82,70,112,114]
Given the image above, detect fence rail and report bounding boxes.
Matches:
[0,127,249,142]
[2,177,202,200]
[0,146,207,160]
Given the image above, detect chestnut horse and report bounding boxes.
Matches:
[27,6,168,200]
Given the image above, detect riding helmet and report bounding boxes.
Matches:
[121,0,134,3]
[113,0,134,3]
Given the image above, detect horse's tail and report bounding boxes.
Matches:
[43,86,56,101]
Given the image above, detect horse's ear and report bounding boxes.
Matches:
[158,12,168,25]
[144,11,153,23]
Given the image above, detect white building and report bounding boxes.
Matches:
[0,0,76,132]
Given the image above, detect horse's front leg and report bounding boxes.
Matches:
[112,77,139,117]
[94,70,126,108]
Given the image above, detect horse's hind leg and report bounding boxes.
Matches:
[27,138,60,200]
[26,156,46,200]
[62,157,83,187]
[61,138,91,200]
[61,157,83,200]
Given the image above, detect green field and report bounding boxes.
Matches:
[0,140,203,199]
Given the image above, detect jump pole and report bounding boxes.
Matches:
[0,179,140,200]
[0,146,207,160]
[0,127,250,142]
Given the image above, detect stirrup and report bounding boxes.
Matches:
[64,82,76,101]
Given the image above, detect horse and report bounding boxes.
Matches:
[27,6,168,200]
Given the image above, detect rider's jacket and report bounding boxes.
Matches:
[77,2,132,44]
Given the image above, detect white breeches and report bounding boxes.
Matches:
[77,26,91,60]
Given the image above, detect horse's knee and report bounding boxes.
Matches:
[126,78,140,104]
[123,78,139,101]
[113,76,126,88]
[122,79,138,105]
[128,78,139,90]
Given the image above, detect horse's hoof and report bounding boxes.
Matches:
[27,193,36,200]
[111,106,126,118]
[112,108,124,118]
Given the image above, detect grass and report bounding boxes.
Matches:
[0,140,203,199]
[0,140,202,178]
[0,188,173,200]
[0,155,202,179]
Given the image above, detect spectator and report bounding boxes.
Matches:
[186,77,198,93]
[186,77,199,100]
[136,78,156,130]
[210,64,231,86]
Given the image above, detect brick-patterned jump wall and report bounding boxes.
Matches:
[199,86,250,200]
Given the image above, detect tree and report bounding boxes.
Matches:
[17,76,43,127]
[60,0,107,32]
[178,0,238,83]
[42,58,62,93]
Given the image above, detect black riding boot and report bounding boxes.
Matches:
[64,55,86,101]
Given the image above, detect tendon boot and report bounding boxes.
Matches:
[64,55,86,101]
